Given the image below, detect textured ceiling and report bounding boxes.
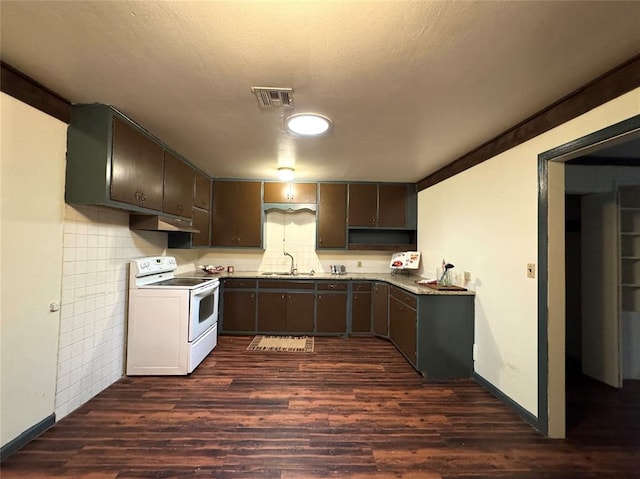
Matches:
[1,1,639,182]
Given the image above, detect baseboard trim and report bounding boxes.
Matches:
[472,371,541,434]
[0,414,55,461]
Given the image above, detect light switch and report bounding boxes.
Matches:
[527,263,535,279]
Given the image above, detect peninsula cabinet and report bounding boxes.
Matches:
[389,286,475,379]
[317,183,347,249]
[211,181,262,247]
[351,282,372,334]
[257,280,315,333]
[316,282,348,333]
[66,104,166,213]
[372,282,389,336]
[220,279,257,333]
[162,150,194,218]
[389,287,417,366]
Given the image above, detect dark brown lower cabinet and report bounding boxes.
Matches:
[219,278,474,379]
[316,282,348,333]
[222,289,256,333]
[286,293,315,332]
[257,292,287,332]
[351,282,372,334]
[389,287,417,366]
[257,283,315,333]
[372,282,389,336]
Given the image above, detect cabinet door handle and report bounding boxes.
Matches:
[134,188,146,203]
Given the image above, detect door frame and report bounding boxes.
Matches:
[537,114,640,437]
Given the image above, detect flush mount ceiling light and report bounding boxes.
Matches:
[285,113,332,136]
[278,167,295,181]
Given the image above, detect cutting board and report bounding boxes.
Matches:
[417,282,467,291]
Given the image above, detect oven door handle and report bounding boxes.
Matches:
[193,282,219,298]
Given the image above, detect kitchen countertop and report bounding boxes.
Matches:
[178,270,475,296]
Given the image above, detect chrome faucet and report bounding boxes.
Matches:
[284,251,296,275]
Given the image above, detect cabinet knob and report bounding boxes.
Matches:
[178,204,183,211]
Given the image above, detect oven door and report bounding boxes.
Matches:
[188,280,219,342]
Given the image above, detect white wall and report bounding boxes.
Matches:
[417,87,640,419]
[0,93,66,447]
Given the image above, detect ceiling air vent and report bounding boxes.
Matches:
[251,87,294,109]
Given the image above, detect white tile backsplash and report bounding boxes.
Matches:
[55,204,165,420]
[188,210,395,275]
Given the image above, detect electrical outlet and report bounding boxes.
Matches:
[464,271,471,282]
[527,263,535,279]
[472,344,478,361]
[357,261,362,268]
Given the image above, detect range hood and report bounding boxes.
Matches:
[263,203,317,214]
[129,214,200,233]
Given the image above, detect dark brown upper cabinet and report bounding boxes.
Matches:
[110,116,164,211]
[162,151,194,218]
[211,181,262,247]
[194,171,211,210]
[347,183,378,227]
[348,183,407,228]
[317,183,347,249]
[67,104,200,219]
[264,182,316,204]
[378,183,407,227]
[191,207,210,247]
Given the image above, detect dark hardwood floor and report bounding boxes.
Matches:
[2,336,639,478]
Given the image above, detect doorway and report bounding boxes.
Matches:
[538,114,640,438]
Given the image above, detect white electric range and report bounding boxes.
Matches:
[127,256,219,375]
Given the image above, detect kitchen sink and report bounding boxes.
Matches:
[260,271,315,276]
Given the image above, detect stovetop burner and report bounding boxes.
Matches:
[151,277,213,287]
